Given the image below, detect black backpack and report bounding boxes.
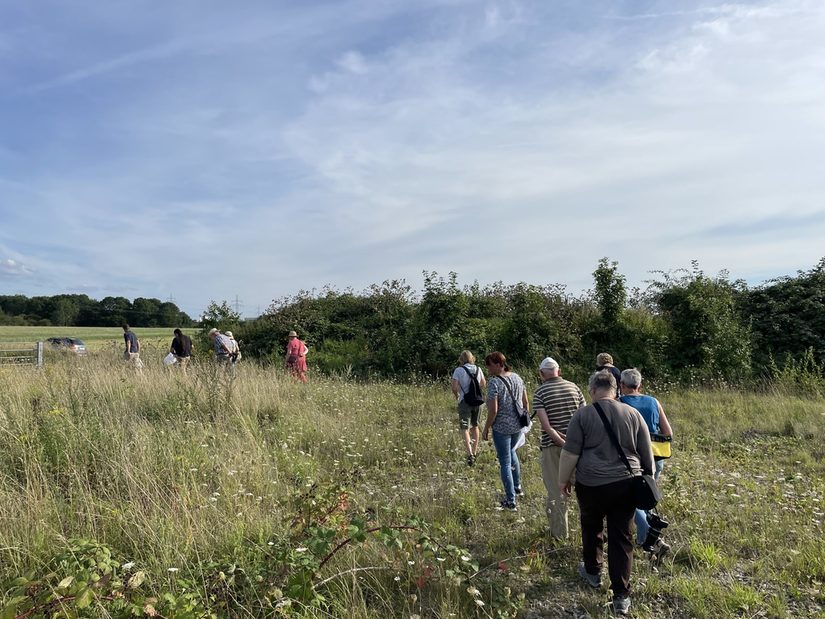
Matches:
[461,366,485,406]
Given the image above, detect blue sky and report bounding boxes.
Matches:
[2,0,824,318]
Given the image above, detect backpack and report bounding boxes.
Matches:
[461,366,485,406]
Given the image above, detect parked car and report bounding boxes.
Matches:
[46,337,87,355]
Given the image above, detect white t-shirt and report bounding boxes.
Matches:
[451,364,485,403]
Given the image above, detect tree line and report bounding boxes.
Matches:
[0,294,193,327]
[216,257,825,388]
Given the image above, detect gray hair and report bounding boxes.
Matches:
[620,368,643,389]
[588,369,617,394]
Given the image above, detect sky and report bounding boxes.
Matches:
[1,0,824,318]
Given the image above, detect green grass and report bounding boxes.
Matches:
[0,356,823,617]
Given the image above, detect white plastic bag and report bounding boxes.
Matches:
[163,352,177,366]
[514,415,532,450]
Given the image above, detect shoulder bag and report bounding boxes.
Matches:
[593,401,661,510]
[497,375,531,428]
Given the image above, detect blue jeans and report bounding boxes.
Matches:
[492,429,522,504]
[635,459,665,544]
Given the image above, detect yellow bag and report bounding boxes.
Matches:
[650,434,672,460]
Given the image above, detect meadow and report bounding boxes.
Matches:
[0,352,823,618]
[0,326,199,354]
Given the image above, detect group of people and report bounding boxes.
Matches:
[451,351,673,616]
[121,324,310,381]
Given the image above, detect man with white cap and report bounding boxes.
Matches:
[208,328,233,365]
[532,356,586,539]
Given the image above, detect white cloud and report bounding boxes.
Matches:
[0,258,34,278]
[2,0,824,315]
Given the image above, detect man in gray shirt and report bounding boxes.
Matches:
[558,370,654,616]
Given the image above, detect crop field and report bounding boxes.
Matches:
[0,356,823,618]
[0,326,198,353]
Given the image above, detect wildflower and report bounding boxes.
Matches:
[121,561,135,570]
[167,567,179,573]
[295,547,308,552]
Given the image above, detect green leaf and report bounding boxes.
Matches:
[58,575,75,589]
[76,587,94,609]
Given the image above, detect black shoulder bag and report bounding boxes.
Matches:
[497,376,530,428]
[593,401,661,510]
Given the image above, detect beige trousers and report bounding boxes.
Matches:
[540,445,573,539]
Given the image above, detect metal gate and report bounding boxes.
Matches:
[0,341,44,367]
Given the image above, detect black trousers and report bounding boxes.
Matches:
[575,478,635,597]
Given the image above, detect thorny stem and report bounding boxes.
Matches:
[317,525,422,570]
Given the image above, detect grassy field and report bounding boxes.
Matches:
[0,325,199,353]
[0,356,823,618]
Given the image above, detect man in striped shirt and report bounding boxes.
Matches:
[533,356,586,539]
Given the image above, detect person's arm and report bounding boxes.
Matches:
[636,420,655,476]
[558,450,580,497]
[451,378,461,400]
[482,382,498,441]
[479,374,487,388]
[521,389,529,412]
[657,401,673,437]
[536,408,566,446]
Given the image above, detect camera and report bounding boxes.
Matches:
[641,512,669,551]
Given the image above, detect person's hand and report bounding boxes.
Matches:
[482,427,490,442]
[559,481,572,498]
[554,437,566,448]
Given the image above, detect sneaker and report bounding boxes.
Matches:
[499,500,517,511]
[612,596,631,615]
[578,562,602,588]
[514,486,525,497]
[466,454,475,466]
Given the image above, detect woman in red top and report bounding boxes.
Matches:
[285,330,308,382]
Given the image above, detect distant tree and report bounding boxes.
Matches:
[650,263,752,381]
[741,257,825,364]
[199,300,241,334]
[50,296,80,326]
[593,257,627,326]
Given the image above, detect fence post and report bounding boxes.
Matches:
[36,341,44,368]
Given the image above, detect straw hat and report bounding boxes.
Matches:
[288,330,297,337]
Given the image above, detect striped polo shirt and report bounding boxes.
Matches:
[532,376,586,448]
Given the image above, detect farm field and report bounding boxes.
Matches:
[0,325,198,353]
[0,358,823,618]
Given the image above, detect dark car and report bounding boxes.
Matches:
[46,337,87,355]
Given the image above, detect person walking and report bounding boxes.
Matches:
[225,330,241,372]
[208,328,233,367]
[482,351,528,511]
[122,324,143,371]
[596,353,622,398]
[619,368,673,560]
[170,328,193,374]
[285,330,309,383]
[451,350,487,466]
[532,356,586,539]
[558,370,655,616]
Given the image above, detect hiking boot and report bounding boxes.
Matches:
[498,500,517,511]
[612,596,631,615]
[578,562,602,588]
